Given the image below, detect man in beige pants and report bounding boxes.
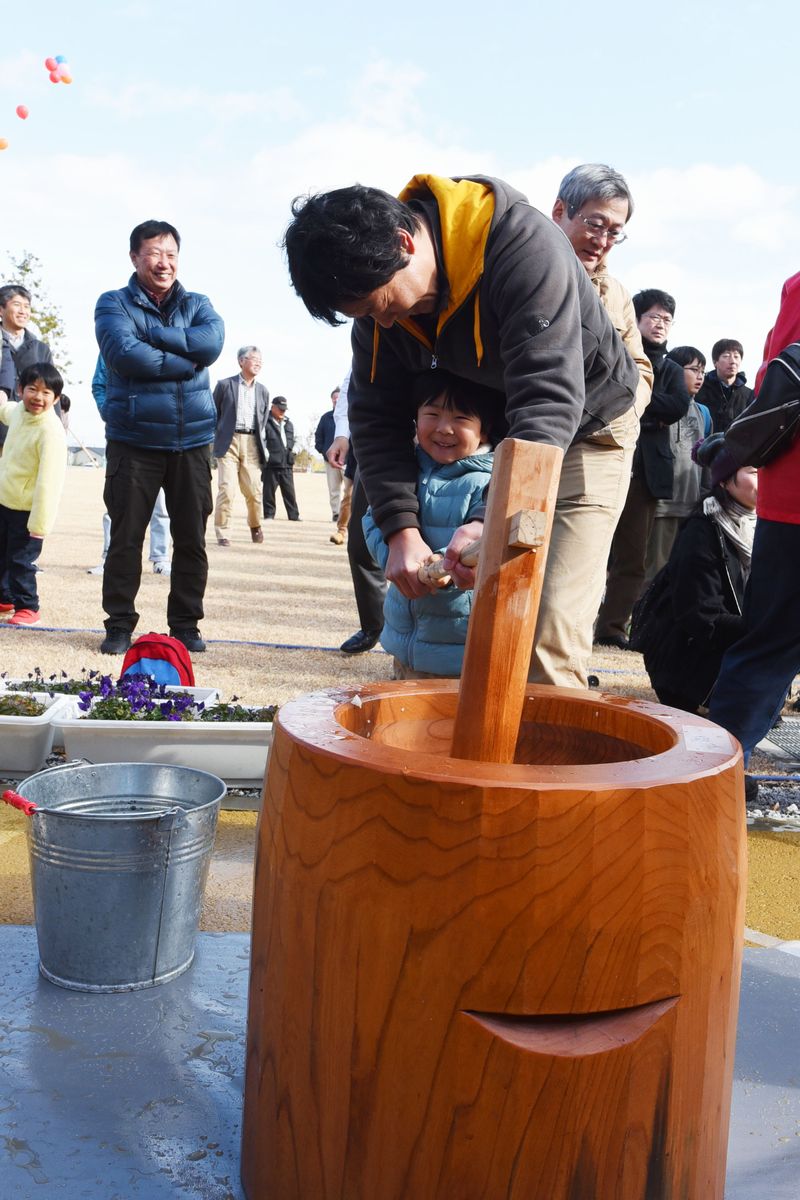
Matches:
[212,346,270,546]
[528,164,653,687]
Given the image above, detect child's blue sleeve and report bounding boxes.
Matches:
[362,507,390,571]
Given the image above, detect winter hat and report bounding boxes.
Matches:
[691,434,740,488]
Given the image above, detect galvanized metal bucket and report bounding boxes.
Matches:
[18,761,225,992]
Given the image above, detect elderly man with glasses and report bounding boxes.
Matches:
[539,164,654,681]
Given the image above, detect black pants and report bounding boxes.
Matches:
[0,504,42,610]
[348,474,386,635]
[102,440,212,634]
[262,467,299,520]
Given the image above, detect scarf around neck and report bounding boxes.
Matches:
[703,495,756,578]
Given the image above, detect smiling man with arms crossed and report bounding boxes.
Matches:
[95,219,224,655]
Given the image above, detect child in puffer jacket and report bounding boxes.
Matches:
[363,371,498,677]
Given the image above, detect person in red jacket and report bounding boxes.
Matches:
[708,271,800,759]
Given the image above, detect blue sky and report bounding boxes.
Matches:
[1,1,795,447]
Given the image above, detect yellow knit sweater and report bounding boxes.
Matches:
[0,399,67,536]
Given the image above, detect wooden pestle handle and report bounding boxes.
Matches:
[450,439,563,764]
[417,538,482,586]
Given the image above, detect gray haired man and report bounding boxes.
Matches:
[527,164,653,682]
[212,345,271,545]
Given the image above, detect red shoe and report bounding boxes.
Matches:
[8,609,41,626]
[0,602,14,615]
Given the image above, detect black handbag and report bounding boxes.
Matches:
[724,342,800,468]
[628,564,672,654]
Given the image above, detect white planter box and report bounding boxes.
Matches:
[45,686,219,749]
[0,692,71,775]
[60,707,272,787]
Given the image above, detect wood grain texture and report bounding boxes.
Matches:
[451,439,563,763]
[241,683,745,1200]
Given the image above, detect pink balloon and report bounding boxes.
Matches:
[44,57,57,71]
[15,105,29,120]
[49,72,60,83]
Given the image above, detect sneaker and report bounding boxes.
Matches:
[0,602,14,614]
[170,626,206,653]
[100,627,132,655]
[330,530,345,545]
[9,609,41,626]
[87,563,105,575]
[152,560,172,575]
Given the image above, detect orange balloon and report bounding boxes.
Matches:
[60,73,73,84]
[0,139,8,151]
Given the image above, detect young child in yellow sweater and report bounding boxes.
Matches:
[0,361,67,625]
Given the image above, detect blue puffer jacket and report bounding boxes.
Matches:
[95,274,224,451]
[364,447,493,675]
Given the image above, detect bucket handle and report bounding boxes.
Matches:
[2,789,37,817]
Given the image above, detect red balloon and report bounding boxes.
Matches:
[49,72,60,83]
[15,105,29,120]
[44,57,57,71]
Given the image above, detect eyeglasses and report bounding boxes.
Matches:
[684,365,705,375]
[578,216,628,245]
[642,313,673,328]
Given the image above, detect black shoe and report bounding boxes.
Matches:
[744,775,759,805]
[595,634,630,650]
[340,629,380,654]
[170,627,206,653]
[100,627,132,655]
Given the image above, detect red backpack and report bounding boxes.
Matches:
[119,633,195,687]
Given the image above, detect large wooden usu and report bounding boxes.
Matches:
[241,440,746,1199]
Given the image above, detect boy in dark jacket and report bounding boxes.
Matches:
[594,288,691,647]
[697,339,753,432]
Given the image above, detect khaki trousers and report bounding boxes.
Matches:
[530,437,634,688]
[324,461,344,518]
[214,434,263,536]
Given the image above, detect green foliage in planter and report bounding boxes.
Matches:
[3,668,103,696]
[0,694,47,718]
[199,703,277,723]
[79,675,203,722]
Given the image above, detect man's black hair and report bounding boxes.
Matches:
[667,345,706,369]
[283,185,421,326]
[411,370,503,447]
[129,220,181,254]
[0,284,32,307]
[633,289,676,319]
[18,361,63,397]
[711,338,744,362]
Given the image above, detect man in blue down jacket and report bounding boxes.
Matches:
[95,219,224,655]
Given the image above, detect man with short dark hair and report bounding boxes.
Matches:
[0,284,54,447]
[594,289,691,647]
[212,346,270,546]
[95,219,224,655]
[262,397,300,520]
[697,338,754,431]
[284,174,639,686]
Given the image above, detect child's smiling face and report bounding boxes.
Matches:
[20,379,58,416]
[416,396,485,465]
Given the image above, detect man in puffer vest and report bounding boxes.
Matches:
[95,219,224,656]
[284,174,640,686]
